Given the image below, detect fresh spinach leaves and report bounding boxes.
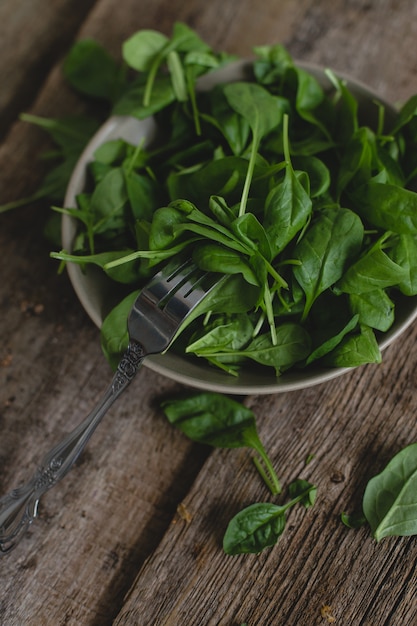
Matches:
[161,390,316,555]
[6,26,417,380]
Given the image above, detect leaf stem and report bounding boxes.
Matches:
[239,138,259,217]
[252,446,281,495]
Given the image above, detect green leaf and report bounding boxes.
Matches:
[161,392,263,449]
[288,479,317,508]
[323,325,381,367]
[388,234,417,296]
[122,30,169,71]
[354,181,417,234]
[161,391,281,494]
[349,290,394,332]
[224,82,283,215]
[90,167,128,234]
[263,167,312,257]
[223,481,317,554]
[306,314,360,365]
[341,511,367,529]
[100,291,138,369]
[337,246,407,294]
[112,76,175,118]
[293,207,364,319]
[192,243,258,285]
[363,443,417,541]
[223,82,282,143]
[223,502,287,555]
[63,39,125,102]
[186,314,254,355]
[221,325,311,375]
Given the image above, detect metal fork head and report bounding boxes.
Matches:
[127,259,216,356]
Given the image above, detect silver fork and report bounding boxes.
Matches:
[0,259,218,555]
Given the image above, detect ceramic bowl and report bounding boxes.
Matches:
[63,61,417,394]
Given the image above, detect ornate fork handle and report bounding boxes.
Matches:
[0,341,145,555]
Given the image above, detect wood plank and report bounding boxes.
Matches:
[0,0,98,138]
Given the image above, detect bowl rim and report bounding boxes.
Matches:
[63,60,417,394]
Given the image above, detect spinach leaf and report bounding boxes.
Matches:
[113,76,176,119]
[192,243,258,285]
[292,155,331,198]
[0,115,100,214]
[122,29,169,72]
[341,510,367,529]
[101,291,138,369]
[263,168,312,257]
[50,249,140,284]
[337,243,407,295]
[354,181,417,234]
[186,314,254,355]
[306,314,360,365]
[161,392,281,494]
[322,325,381,367]
[387,234,417,296]
[293,67,332,139]
[63,39,126,102]
[223,82,283,215]
[325,69,359,144]
[167,156,256,208]
[349,290,394,331]
[212,325,311,375]
[293,207,364,319]
[223,502,287,555]
[89,167,128,237]
[391,94,417,135]
[363,443,417,541]
[206,86,251,155]
[223,481,316,555]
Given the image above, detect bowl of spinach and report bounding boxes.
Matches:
[58,36,417,394]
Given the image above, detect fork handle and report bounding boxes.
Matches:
[0,341,145,555]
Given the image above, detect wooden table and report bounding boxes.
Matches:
[1,1,416,624]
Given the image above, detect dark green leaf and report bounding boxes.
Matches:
[363,443,417,541]
[293,207,364,319]
[323,325,381,367]
[100,291,138,369]
[223,502,287,555]
[63,39,125,102]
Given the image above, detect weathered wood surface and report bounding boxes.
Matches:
[1,1,417,624]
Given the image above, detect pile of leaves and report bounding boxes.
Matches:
[33,23,417,379]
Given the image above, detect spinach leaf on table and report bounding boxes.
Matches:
[161,391,281,495]
[343,443,417,542]
[363,443,417,541]
[223,480,316,555]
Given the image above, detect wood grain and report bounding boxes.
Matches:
[1,1,417,625]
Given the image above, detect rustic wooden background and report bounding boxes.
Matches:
[1,1,417,624]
